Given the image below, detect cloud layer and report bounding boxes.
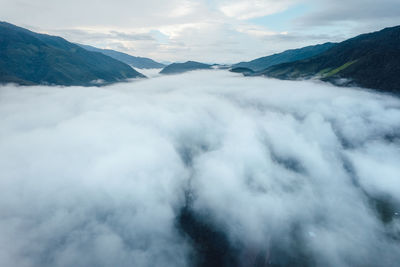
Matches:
[0,71,399,266]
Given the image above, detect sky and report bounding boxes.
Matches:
[1,0,400,63]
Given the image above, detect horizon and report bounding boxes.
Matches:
[1,0,400,63]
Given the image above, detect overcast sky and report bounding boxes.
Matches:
[1,0,399,63]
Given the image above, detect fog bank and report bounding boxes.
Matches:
[0,70,399,267]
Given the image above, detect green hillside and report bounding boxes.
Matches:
[0,22,145,86]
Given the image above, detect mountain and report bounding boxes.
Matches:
[233,43,336,72]
[229,67,254,76]
[258,26,400,93]
[160,61,212,75]
[79,44,165,69]
[0,22,145,86]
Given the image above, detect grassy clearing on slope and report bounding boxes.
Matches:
[324,60,358,78]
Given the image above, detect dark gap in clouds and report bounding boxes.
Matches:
[368,195,399,225]
[384,133,400,143]
[176,142,213,167]
[340,153,400,227]
[177,204,240,267]
[268,146,308,175]
[177,197,316,267]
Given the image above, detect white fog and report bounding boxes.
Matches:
[0,70,399,267]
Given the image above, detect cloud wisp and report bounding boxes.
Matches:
[0,71,399,267]
[2,0,398,62]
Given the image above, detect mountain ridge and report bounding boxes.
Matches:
[78,44,165,69]
[0,21,145,86]
[160,61,212,75]
[233,42,336,72]
[257,25,400,93]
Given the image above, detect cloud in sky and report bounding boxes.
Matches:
[218,0,297,20]
[0,70,399,266]
[1,0,399,62]
[299,0,400,26]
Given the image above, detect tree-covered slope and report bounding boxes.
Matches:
[0,22,145,86]
[259,26,400,93]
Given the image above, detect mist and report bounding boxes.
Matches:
[0,70,399,267]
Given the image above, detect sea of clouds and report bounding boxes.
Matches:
[0,70,399,267]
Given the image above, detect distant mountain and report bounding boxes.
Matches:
[229,67,254,76]
[160,61,173,66]
[233,43,336,72]
[0,22,145,86]
[258,26,400,93]
[79,44,165,69]
[160,61,212,75]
